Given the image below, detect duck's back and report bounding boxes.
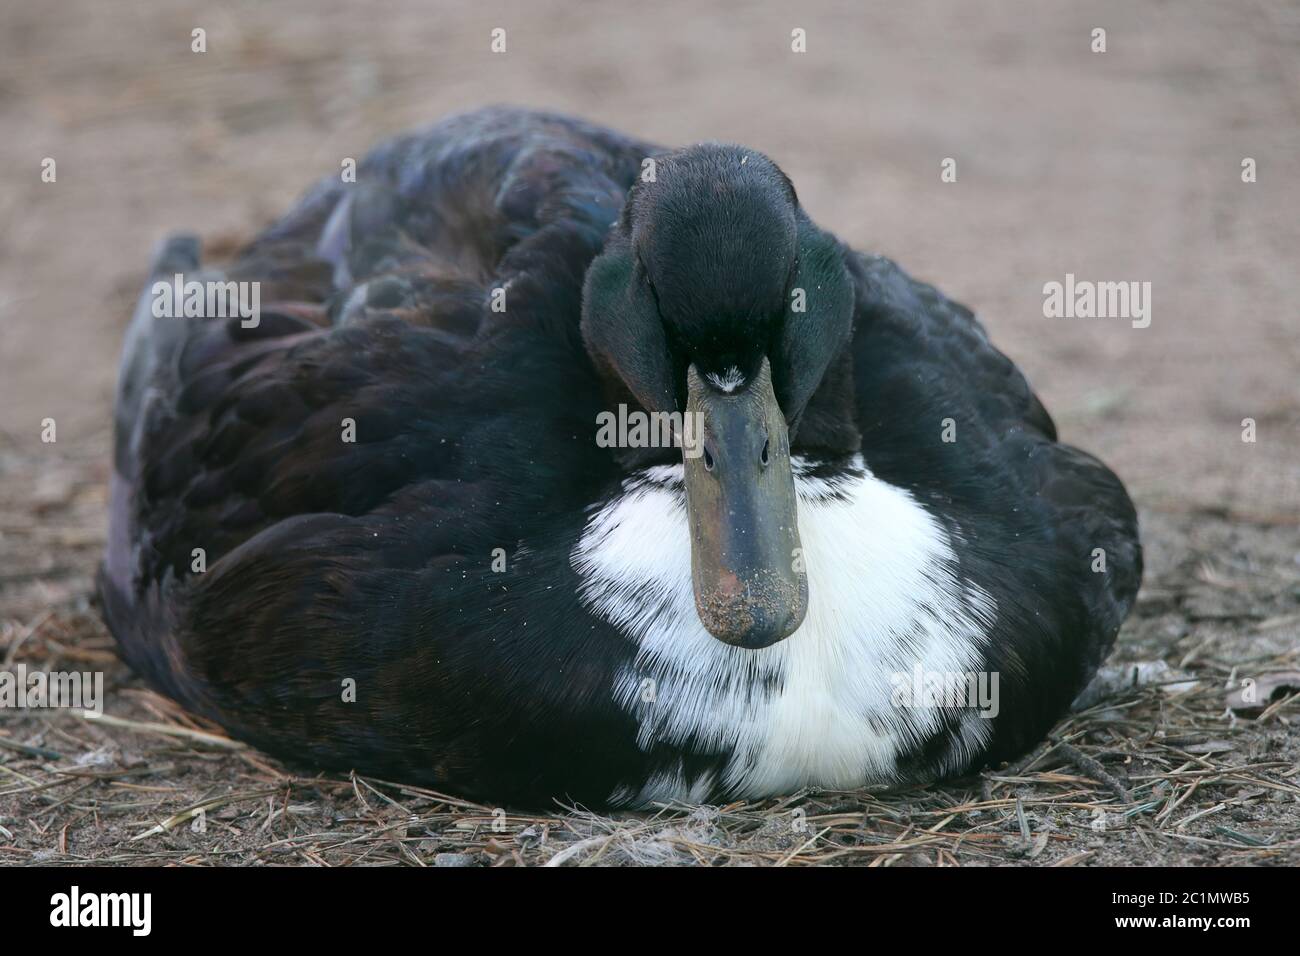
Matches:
[229,107,654,329]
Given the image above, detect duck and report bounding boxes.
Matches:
[100,106,1142,809]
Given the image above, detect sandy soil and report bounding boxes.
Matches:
[0,0,1297,865]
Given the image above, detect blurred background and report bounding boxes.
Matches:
[0,0,1297,607]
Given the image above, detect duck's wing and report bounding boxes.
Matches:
[103,236,489,706]
[100,110,655,787]
[845,252,1142,760]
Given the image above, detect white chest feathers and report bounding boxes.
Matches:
[572,456,997,807]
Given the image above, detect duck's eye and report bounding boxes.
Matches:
[703,446,715,471]
[760,439,770,466]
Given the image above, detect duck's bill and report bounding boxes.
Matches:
[683,359,807,649]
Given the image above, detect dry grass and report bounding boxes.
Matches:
[1,663,1296,866]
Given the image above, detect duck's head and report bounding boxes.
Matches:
[582,144,854,649]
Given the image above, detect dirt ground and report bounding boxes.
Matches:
[0,1,1296,866]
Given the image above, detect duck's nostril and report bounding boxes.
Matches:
[760,439,769,466]
[703,446,715,471]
